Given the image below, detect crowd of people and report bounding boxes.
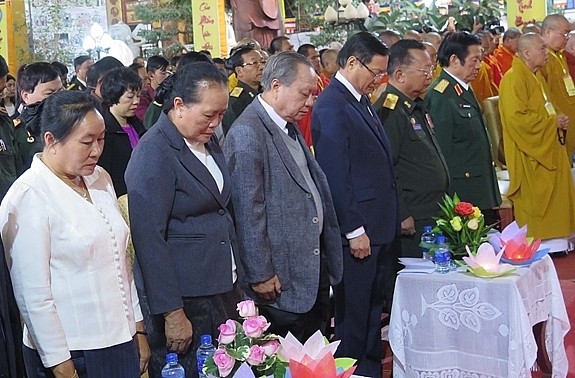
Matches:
[0,12,574,378]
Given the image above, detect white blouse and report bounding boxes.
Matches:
[0,155,143,368]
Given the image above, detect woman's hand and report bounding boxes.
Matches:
[51,359,77,378]
[164,308,193,354]
[134,322,151,374]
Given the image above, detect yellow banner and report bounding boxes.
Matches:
[192,0,227,58]
[507,0,546,28]
[0,2,7,60]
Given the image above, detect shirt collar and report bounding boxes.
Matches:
[335,71,362,102]
[257,95,290,133]
[443,69,469,91]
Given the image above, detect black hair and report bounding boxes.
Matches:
[128,62,145,72]
[0,55,8,78]
[17,62,60,95]
[177,51,213,71]
[437,31,481,68]
[225,46,255,72]
[170,55,181,69]
[100,67,142,107]
[269,36,290,54]
[337,32,389,68]
[296,43,316,58]
[199,50,212,58]
[85,56,124,88]
[164,62,227,112]
[73,55,92,71]
[146,55,169,73]
[40,90,99,144]
[6,74,14,82]
[51,61,69,77]
[133,56,144,63]
[212,57,225,65]
[387,39,426,75]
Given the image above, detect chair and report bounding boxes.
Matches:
[117,194,135,266]
[483,96,506,169]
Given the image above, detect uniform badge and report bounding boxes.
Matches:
[403,101,412,109]
[382,93,398,110]
[27,133,35,143]
[230,87,244,97]
[433,79,449,93]
[410,117,422,131]
[454,84,463,97]
[13,118,22,128]
[66,83,77,90]
[249,91,254,98]
[425,113,435,130]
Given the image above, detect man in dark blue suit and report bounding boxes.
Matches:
[312,32,400,378]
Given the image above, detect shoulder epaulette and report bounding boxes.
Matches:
[382,93,398,110]
[230,87,243,97]
[434,79,449,93]
[66,83,77,90]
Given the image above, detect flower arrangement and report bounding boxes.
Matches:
[204,300,357,378]
[204,300,287,378]
[432,193,493,257]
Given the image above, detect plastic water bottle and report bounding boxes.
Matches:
[421,225,435,260]
[434,235,451,274]
[197,334,216,378]
[161,353,185,378]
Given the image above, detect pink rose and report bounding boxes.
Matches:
[236,300,257,318]
[213,348,235,377]
[242,316,270,338]
[246,345,266,366]
[218,319,237,345]
[262,340,280,356]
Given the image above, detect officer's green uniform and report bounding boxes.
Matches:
[375,84,450,257]
[67,76,86,91]
[0,114,19,199]
[424,70,501,212]
[14,118,42,175]
[222,81,259,135]
[144,101,163,130]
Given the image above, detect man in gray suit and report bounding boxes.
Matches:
[224,52,343,342]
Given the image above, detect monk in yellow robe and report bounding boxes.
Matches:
[470,60,497,109]
[499,33,575,240]
[540,14,575,160]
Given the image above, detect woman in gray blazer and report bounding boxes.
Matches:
[125,62,243,378]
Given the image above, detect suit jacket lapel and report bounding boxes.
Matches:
[157,113,228,208]
[252,100,312,194]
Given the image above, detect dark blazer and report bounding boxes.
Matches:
[223,98,343,314]
[100,109,146,197]
[312,78,399,245]
[424,69,501,209]
[0,241,24,378]
[125,113,239,315]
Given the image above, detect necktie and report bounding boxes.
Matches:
[286,123,298,140]
[360,95,374,117]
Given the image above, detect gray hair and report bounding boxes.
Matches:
[261,51,314,91]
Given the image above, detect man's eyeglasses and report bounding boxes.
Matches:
[551,28,570,38]
[241,60,267,67]
[357,59,387,79]
[409,66,435,77]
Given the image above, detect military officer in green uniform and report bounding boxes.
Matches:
[14,62,63,173]
[375,40,450,257]
[424,31,501,222]
[222,46,264,134]
[67,55,92,91]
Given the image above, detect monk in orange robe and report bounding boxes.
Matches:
[493,28,521,75]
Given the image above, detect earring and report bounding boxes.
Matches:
[178,113,182,118]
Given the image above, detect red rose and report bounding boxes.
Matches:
[454,202,474,216]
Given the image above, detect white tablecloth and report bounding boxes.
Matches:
[389,255,570,377]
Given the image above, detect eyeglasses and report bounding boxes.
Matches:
[551,28,570,38]
[357,59,387,79]
[409,66,435,77]
[241,60,267,67]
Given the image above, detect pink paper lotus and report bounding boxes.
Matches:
[501,237,541,263]
[288,353,356,378]
[462,243,516,278]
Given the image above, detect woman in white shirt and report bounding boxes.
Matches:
[0,91,150,378]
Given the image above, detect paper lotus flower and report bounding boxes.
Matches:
[489,221,548,265]
[279,331,356,378]
[461,243,517,278]
[488,221,528,251]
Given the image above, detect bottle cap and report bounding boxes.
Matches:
[435,235,446,244]
[166,352,178,363]
[201,334,212,345]
[423,225,432,232]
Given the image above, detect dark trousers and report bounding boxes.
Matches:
[23,340,140,378]
[400,218,435,258]
[334,238,401,378]
[258,263,330,343]
[147,286,245,378]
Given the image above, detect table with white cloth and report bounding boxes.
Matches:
[389,255,570,377]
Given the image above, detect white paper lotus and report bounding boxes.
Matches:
[278,330,340,363]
